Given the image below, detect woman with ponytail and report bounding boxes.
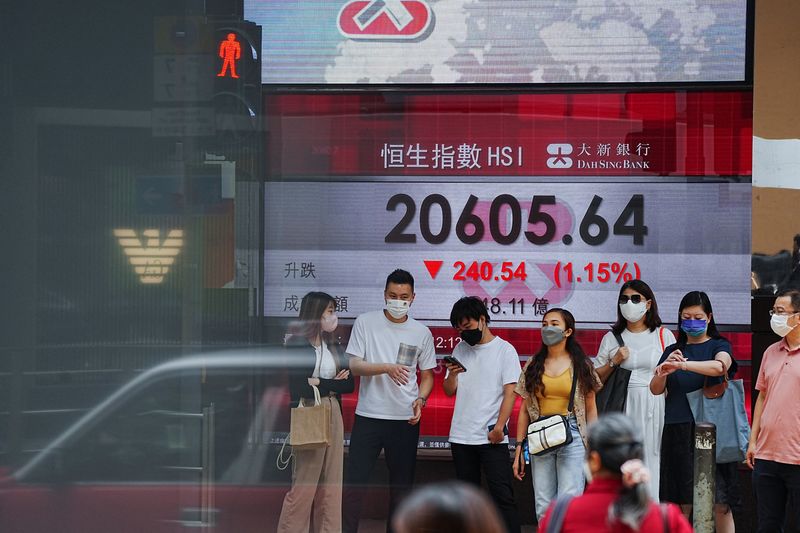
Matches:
[537,413,692,532]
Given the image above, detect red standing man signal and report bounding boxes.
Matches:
[217,33,241,78]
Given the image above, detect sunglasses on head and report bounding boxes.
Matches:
[619,294,644,304]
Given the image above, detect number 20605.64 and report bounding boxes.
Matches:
[385,193,647,246]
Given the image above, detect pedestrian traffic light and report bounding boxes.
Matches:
[212,21,262,147]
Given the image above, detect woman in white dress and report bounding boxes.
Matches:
[594,280,674,500]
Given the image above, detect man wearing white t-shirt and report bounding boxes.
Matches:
[443,296,521,533]
[342,270,435,533]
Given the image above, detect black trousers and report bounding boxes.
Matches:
[450,442,521,533]
[754,459,800,533]
[342,415,420,533]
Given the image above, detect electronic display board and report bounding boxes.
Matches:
[245,0,748,84]
[263,91,752,327]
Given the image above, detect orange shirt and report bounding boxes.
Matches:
[536,368,572,416]
[755,339,800,465]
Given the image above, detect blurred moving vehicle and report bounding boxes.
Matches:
[0,351,296,533]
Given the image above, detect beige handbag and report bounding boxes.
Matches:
[290,385,331,448]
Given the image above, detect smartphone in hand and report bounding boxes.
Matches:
[443,355,467,372]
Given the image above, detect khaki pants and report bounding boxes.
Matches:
[278,397,344,533]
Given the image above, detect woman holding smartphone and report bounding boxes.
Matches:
[512,308,601,521]
[278,292,354,533]
[594,280,674,499]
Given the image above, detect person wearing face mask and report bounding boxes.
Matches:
[343,269,436,533]
[442,297,522,533]
[746,289,800,532]
[594,280,675,500]
[279,292,354,533]
[537,413,692,533]
[649,291,740,533]
[513,308,602,521]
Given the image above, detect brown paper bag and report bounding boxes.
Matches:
[289,385,331,449]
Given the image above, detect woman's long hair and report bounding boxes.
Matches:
[525,308,599,398]
[675,290,726,349]
[287,291,342,366]
[610,279,663,336]
[587,413,649,530]
[392,481,505,533]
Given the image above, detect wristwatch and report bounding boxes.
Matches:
[609,359,617,368]
[416,396,427,407]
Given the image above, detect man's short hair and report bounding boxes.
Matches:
[449,296,491,328]
[777,288,800,313]
[385,269,415,291]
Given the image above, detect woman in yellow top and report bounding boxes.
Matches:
[512,308,601,521]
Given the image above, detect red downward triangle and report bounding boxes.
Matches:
[423,260,444,280]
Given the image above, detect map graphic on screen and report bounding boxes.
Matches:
[245,0,748,84]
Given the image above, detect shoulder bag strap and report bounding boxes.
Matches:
[567,365,579,413]
[659,327,666,352]
[612,330,625,348]
[546,494,574,533]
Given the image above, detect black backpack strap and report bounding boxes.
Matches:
[546,494,574,533]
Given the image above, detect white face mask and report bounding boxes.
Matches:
[321,313,338,333]
[619,301,647,323]
[385,299,410,319]
[770,313,797,337]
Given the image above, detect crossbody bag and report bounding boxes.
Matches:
[526,369,578,456]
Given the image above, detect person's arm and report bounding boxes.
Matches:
[746,390,766,469]
[409,369,434,425]
[585,390,598,424]
[348,356,410,385]
[681,351,731,377]
[594,334,629,383]
[650,347,683,395]
[489,383,517,443]
[442,364,461,396]
[512,399,530,481]
[316,370,355,395]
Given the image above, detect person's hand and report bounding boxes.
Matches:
[307,377,321,386]
[384,364,410,386]
[612,346,630,366]
[746,442,757,470]
[333,369,350,380]
[665,349,686,364]
[445,362,465,376]
[488,426,505,444]
[655,361,681,377]
[408,398,424,425]
[512,447,526,480]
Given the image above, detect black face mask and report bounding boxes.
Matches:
[460,326,482,346]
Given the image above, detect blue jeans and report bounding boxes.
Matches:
[530,416,585,520]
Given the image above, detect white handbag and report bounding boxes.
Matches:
[526,370,577,456]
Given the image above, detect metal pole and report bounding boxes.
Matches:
[693,422,716,533]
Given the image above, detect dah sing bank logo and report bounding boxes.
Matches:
[338,0,433,40]
[546,142,651,170]
[546,144,574,169]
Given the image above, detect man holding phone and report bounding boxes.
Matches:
[443,297,522,533]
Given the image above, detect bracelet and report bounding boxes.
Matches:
[416,396,427,407]
[609,359,617,368]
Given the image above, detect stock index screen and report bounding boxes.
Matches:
[263,91,753,327]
